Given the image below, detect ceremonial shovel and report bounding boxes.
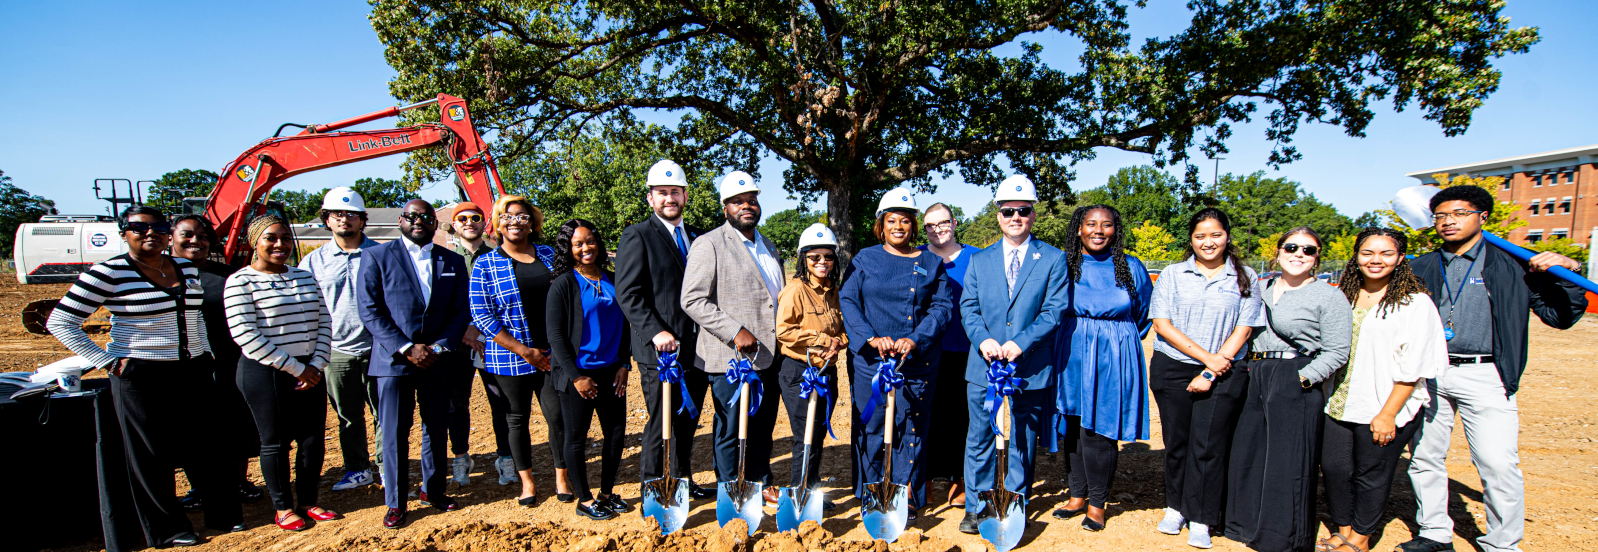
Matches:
[861,356,910,542]
[775,349,830,532]
[716,354,763,535]
[641,355,691,534]
[977,395,1025,552]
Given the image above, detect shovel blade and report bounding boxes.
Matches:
[860,482,910,543]
[716,481,764,535]
[975,489,1026,552]
[775,486,825,532]
[641,477,692,534]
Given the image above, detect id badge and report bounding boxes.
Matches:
[185,278,204,292]
[913,264,928,276]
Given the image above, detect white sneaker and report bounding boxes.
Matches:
[495,456,517,486]
[1157,508,1185,535]
[452,455,473,486]
[332,468,375,491]
[1187,522,1213,549]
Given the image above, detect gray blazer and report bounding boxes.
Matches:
[681,222,783,373]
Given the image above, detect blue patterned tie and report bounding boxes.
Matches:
[1006,249,1020,296]
[674,226,688,263]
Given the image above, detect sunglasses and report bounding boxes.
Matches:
[125,221,172,235]
[400,213,437,224]
[805,254,837,263]
[998,207,1034,218]
[1281,243,1319,256]
[454,214,484,224]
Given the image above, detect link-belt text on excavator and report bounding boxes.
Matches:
[347,134,414,153]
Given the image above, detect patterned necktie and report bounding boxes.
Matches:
[674,226,688,263]
[1006,248,1020,295]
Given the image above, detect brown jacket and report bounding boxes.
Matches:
[776,276,848,362]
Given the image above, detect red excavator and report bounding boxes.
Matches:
[200,93,504,265]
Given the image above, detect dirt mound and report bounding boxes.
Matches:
[329,520,956,552]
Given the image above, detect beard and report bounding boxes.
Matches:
[333,228,360,239]
[727,212,759,232]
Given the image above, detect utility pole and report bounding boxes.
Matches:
[1213,157,1225,187]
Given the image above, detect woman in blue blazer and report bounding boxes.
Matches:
[838,189,953,520]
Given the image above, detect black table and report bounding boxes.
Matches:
[0,378,142,551]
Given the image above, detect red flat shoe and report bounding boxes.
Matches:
[305,507,339,521]
[274,512,307,532]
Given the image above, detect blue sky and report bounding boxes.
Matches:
[2,1,1593,221]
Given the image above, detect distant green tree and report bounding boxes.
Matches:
[760,207,825,257]
[0,170,58,258]
[350,177,415,209]
[1077,166,1187,232]
[270,189,324,223]
[145,169,220,215]
[1528,236,1588,269]
[1209,172,1353,258]
[1353,211,1384,229]
[1129,221,1178,261]
[957,201,1073,249]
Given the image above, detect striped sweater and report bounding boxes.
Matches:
[46,255,211,369]
[224,266,332,376]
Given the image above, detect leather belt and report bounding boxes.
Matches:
[1448,354,1495,366]
[1247,351,1299,361]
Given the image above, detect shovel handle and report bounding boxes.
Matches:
[738,381,749,440]
[884,388,896,447]
[802,392,817,446]
[661,381,672,440]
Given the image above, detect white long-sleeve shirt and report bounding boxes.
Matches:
[224,266,332,376]
[1325,292,1448,425]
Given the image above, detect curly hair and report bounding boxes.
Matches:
[1182,207,1253,297]
[1063,205,1137,300]
[1337,227,1427,318]
[551,218,608,276]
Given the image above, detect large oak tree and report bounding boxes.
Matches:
[371,0,1536,252]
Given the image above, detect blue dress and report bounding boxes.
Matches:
[1056,253,1153,442]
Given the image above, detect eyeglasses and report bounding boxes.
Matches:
[499,214,532,224]
[1281,243,1320,256]
[326,211,364,220]
[1432,209,1485,222]
[924,221,954,232]
[454,214,484,224]
[998,207,1034,218]
[805,254,837,263]
[400,213,437,224]
[125,221,172,235]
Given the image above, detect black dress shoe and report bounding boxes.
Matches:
[429,495,461,511]
[576,501,617,520]
[518,495,538,507]
[557,493,576,503]
[238,481,264,503]
[959,511,981,534]
[227,523,248,533]
[1397,537,1455,552]
[906,507,920,523]
[1082,515,1105,532]
[601,494,633,513]
[689,484,715,500]
[1052,504,1086,519]
[383,508,407,529]
[178,490,203,512]
[164,532,201,547]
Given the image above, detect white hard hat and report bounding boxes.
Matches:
[876,187,919,216]
[993,174,1038,205]
[647,159,687,189]
[718,170,760,202]
[322,186,366,212]
[796,223,837,253]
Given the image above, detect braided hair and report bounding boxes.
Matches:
[1337,227,1427,318]
[1182,208,1253,297]
[1063,205,1137,299]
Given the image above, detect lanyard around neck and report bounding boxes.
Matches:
[1440,253,1478,338]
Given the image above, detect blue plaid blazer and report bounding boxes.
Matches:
[470,246,557,376]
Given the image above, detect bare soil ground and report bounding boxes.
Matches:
[6,279,1594,551]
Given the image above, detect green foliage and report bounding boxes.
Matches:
[1129,221,1178,261]
[1527,237,1588,267]
[956,201,1073,249]
[1326,232,1358,261]
[370,0,1536,253]
[268,177,419,224]
[145,169,220,215]
[1376,173,1524,254]
[1255,232,1285,262]
[0,170,58,258]
[1077,166,1188,232]
[1353,211,1384,229]
[1208,172,1353,259]
[760,207,825,257]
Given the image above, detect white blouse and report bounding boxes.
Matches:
[1324,292,1448,425]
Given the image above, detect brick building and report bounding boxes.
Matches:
[1406,144,1598,247]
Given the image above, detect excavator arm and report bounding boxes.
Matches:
[205,93,504,264]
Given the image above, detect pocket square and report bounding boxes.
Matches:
[441,272,457,277]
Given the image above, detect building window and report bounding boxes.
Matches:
[1567,172,1577,185]
[1534,174,1544,187]
[1553,228,1570,240]
[1529,201,1539,216]
[1527,230,1544,243]
[1562,197,1573,214]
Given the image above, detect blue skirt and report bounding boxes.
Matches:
[1056,317,1150,442]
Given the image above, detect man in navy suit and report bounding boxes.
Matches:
[357,199,471,529]
[957,175,1070,534]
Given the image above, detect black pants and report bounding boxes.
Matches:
[1061,417,1119,508]
[1322,415,1421,535]
[1225,357,1325,552]
[206,352,259,461]
[493,370,567,472]
[559,365,628,502]
[777,355,839,488]
[638,361,711,482]
[1149,351,1249,526]
[711,366,781,485]
[109,357,241,544]
[238,356,327,511]
[481,369,512,457]
[444,352,474,456]
[927,350,969,481]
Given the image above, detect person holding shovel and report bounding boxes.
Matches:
[774,223,848,512]
[954,175,1070,535]
[839,189,953,523]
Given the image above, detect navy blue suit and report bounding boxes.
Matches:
[357,238,470,509]
[958,236,1069,506]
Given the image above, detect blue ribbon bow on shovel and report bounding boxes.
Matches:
[657,351,697,419]
[862,356,905,426]
[984,359,1021,435]
[725,356,763,416]
[799,362,837,440]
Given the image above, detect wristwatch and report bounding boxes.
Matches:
[431,344,449,354]
[1300,375,1313,389]
[1200,370,1216,382]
